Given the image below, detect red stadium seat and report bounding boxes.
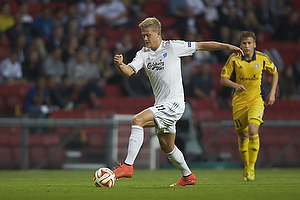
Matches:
[84,109,105,119]
[0,147,14,169]
[29,146,47,166]
[102,97,118,110]
[103,85,123,97]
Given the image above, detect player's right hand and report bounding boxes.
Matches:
[114,54,123,65]
[234,84,246,92]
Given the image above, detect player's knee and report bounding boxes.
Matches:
[238,132,249,140]
[132,114,143,126]
[248,129,258,136]
[160,145,173,154]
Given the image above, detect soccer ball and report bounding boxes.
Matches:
[93,167,116,187]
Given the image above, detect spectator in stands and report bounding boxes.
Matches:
[83,25,97,38]
[0,49,23,85]
[269,0,289,19]
[47,75,65,109]
[217,0,231,21]
[169,7,202,39]
[22,50,42,84]
[19,2,33,24]
[217,5,242,33]
[234,0,245,19]
[96,0,129,28]
[43,47,65,84]
[81,35,98,57]
[167,0,188,18]
[58,74,75,110]
[23,75,51,134]
[86,50,102,84]
[181,55,198,87]
[65,49,105,109]
[113,33,136,64]
[46,75,75,110]
[187,0,206,17]
[293,55,300,96]
[0,2,15,33]
[280,65,297,100]
[217,86,233,110]
[214,25,232,63]
[122,70,152,97]
[46,25,65,53]
[97,34,110,51]
[61,36,79,64]
[125,0,147,20]
[77,0,97,28]
[188,62,216,99]
[241,10,260,35]
[243,0,256,12]
[14,33,27,63]
[97,48,118,84]
[65,19,82,39]
[34,5,54,40]
[6,11,40,49]
[203,0,219,31]
[255,0,275,33]
[27,37,47,61]
[64,2,83,36]
[66,48,87,85]
[273,9,300,42]
[53,7,65,27]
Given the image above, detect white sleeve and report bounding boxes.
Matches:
[96,6,105,15]
[16,63,22,78]
[128,50,144,73]
[171,40,197,57]
[77,3,85,15]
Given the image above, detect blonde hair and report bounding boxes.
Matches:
[138,17,161,33]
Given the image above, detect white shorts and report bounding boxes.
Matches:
[148,102,185,134]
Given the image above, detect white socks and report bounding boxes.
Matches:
[124,126,191,177]
[166,146,192,177]
[124,125,144,165]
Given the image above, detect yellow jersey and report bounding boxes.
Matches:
[0,14,15,32]
[221,50,277,106]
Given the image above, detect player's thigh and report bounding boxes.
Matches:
[148,102,185,134]
[233,106,249,132]
[132,109,156,127]
[248,99,265,126]
[248,122,260,136]
[157,133,176,153]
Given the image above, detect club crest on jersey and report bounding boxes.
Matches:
[254,64,259,69]
[187,42,191,47]
[146,59,165,71]
[162,52,167,58]
[259,110,262,115]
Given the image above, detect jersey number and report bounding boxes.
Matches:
[156,105,165,111]
[234,119,242,128]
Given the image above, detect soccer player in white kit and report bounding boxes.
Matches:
[113,17,243,186]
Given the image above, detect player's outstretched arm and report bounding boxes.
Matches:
[220,77,246,93]
[196,42,244,57]
[265,71,279,105]
[114,54,135,77]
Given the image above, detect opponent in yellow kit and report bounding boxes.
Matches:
[220,31,278,181]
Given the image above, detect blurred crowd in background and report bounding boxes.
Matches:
[0,0,300,117]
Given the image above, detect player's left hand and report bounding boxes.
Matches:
[228,45,244,58]
[265,94,275,105]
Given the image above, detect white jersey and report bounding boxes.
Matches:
[128,40,197,105]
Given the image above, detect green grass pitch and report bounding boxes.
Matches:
[1,168,300,200]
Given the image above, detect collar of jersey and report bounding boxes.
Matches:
[241,49,256,63]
